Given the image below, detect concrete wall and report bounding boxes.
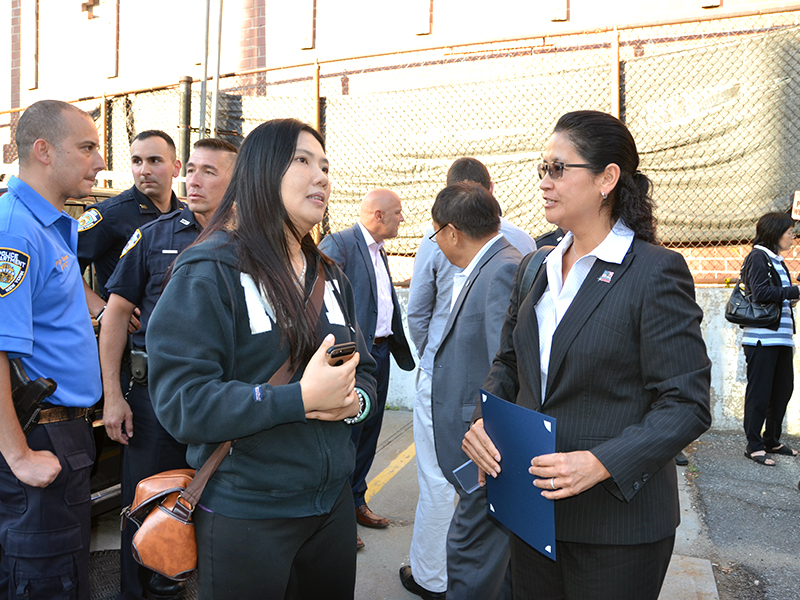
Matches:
[388,287,800,436]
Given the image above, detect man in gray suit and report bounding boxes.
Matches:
[319,189,415,548]
[404,158,533,599]
[400,182,521,599]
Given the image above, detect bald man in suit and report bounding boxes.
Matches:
[319,189,415,548]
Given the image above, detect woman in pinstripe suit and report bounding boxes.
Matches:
[463,111,712,600]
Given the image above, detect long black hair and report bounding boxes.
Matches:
[554,110,657,243]
[200,118,331,367]
[753,212,794,253]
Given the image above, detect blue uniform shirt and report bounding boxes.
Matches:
[77,185,182,299]
[0,176,101,408]
[105,205,203,347]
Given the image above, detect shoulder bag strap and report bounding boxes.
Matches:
[518,246,554,307]
[179,260,327,512]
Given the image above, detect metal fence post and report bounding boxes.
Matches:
[100,95,110,188]
[178,75,193,197]
[612,27,621,120]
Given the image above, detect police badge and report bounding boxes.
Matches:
[0,248,30,297]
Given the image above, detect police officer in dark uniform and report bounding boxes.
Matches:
[78,130,182,324]
[535,226,565,248]
[99,139,237,600]
[0,100,105,599]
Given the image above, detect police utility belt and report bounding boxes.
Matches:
[9,359,87,434]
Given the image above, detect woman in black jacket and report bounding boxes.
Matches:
[147,119,377,599]
[741,212,799,466]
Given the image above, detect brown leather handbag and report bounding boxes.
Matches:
[123,263,327,580]
[124,444,229,580]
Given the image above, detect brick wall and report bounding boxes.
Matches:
[674,244,800,284]
[239,0,265,72]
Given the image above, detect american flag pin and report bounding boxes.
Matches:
[598,270,614,283]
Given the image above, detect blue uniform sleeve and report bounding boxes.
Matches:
[0,233,36,356]
[105,227,148,306]
[77,205,113,273]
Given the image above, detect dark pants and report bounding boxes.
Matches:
[0,417,95,600]
[350,338,389,507]
[194,482,357,600]
[510,533,675,600]
[120,382,189,600]
[743,343,794,453]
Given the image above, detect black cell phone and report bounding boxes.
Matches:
[326,342,357,366]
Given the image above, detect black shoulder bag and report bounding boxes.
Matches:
[725,253,781,327]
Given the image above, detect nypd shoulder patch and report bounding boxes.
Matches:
[0,248,30,297]
[120,229,142,257]
[78,208,103,232]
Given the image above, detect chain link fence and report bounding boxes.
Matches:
[17,9,800,283]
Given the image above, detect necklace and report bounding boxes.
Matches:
[295,253,307,288]
[571,243,582,259]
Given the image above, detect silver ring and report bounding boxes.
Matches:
[550,477,556,490]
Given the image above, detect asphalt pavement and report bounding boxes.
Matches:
[90,411,800,599]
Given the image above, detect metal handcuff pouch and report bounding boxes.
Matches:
[130,348,148,385]
[9,358,57,434]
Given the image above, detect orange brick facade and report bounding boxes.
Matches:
[674,244,800,284]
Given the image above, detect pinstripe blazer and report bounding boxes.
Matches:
[477,238,712,545]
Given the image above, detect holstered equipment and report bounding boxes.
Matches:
[9,358,57,434]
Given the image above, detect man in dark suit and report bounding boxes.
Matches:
[319,188,415,547]
[401,181,521,599]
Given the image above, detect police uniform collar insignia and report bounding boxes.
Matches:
[0,248,30,297]
[139,204,149,210]
[180,218,191,225]
[78,208,103,232]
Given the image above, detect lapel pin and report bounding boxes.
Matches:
[598,270,614,284]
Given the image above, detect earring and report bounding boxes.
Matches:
[601,191,608,200]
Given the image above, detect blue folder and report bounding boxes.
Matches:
[481,388,557,560]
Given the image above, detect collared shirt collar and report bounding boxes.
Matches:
[552,219,634,267]
[7,175,66,228]
[176,204,201,232]
[131,184,182,215]
[451,233,504,310]
[459,233,504,282]
[754,245,783,262]
[357,221,383,250]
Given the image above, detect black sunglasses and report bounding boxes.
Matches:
[537,161,592,180]
[429,223,448,240]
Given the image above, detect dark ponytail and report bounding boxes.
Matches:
[554,111,657,244]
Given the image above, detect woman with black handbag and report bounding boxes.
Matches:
[741,212,800,466]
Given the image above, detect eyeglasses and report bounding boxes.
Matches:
[429,223,448,240]
[537,161,592,180]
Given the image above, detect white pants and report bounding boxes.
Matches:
[409,370,456,594]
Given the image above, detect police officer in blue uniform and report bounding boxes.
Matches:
[0,100,105,599]
[78,130,182,323]
[99,138,237,600]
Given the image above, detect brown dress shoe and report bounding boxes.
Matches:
[357,534,365,550]
[355,503,389,528]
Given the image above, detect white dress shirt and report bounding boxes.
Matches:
[358,221,394,338]
[535,221,635,402]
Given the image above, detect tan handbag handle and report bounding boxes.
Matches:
[173,262,328,519]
